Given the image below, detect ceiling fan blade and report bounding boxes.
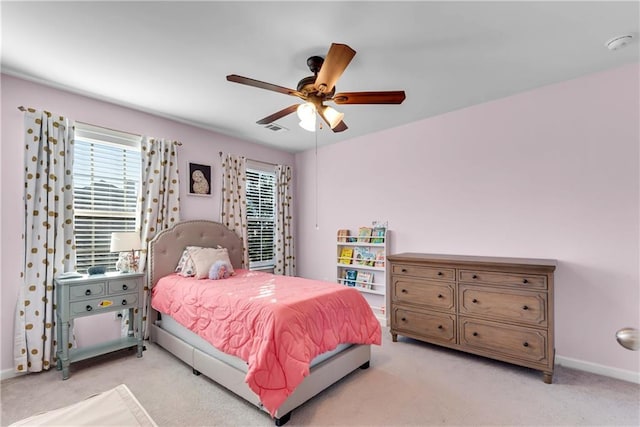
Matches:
[256,104,299,125]
[332,120,348,133]
[226,74,304,98]
[332,91,406,104]
[314,43,356,94]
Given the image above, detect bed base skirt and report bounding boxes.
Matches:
[149,322,371,425]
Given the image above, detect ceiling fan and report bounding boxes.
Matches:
[226,43,406,133]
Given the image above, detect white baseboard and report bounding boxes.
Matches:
[556,355,640,384]
[1,367,25,382]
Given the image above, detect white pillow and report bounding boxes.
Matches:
[188,247,235,279]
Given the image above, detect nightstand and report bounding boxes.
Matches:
[54,271,144,379]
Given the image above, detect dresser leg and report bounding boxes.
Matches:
[391,332,397,342]
[543,371,553,384]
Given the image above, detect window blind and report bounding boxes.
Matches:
[73,124,141,272]
[246,165,276,269]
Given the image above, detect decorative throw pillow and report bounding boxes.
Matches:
[176,246,200,276]
[188,247,235,279]
[208,260,232,280]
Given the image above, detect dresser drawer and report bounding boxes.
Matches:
[459,270,547,289]
[392,307,456,344]
[459,285,547,326]
[392,264,455,281]
[69,282,106,301]
[392,278,455,312]
[70,293,138,316]
[459,317,548,364]
[108,278,139,295]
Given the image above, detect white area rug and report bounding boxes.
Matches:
[9,384,157,426]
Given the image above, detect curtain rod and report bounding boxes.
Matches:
[219,151,277,167]
[18,107,182,146]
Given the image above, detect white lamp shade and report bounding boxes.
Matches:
[110,232,142,252]
[299,117,317,132]
[296,102,316,121]
[321,105,344,129]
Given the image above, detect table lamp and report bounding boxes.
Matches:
[110,232,142,273]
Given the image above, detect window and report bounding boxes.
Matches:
[246,162,276,270]
[73,123,142,273]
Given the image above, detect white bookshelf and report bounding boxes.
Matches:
[336,227,388,326]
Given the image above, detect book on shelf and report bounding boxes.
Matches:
[374,250,385,267]
[371,226,386,243]
[353,247,375,266]
[345,269,358,287]
[338,247,353,264]
[337,229,350,242]
[357,226,372,243]
[357,271,373,289]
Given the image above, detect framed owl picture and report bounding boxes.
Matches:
[188,162,212,196]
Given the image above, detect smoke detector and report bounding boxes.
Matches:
[606,35,633,51]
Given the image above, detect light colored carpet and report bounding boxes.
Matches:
[2,328,639,426]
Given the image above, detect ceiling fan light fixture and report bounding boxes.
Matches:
[297,102,316,122]
[322,105,344,129]
[299,116,316,132]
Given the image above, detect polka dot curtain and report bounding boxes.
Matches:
[274,165,296,276]
[137,136,180,339]
[14,109,76,373]
[221,154,249,267]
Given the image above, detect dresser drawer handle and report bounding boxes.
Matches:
[401,289,408,294]
[86,305,92,312]
[85,289,91,296]
[401,317,407,322]
[472,275,478,279]
[438,325,443,330]
[472,298,478,303]
[522,279,529,284]
[523,342,529,347]
[437,271,443,276]
[522,305,529,310]
[401,268,407,273]
[472,332,478,337]
[121,300,127,306]
[437,294,443,299]
[122,284,128,290]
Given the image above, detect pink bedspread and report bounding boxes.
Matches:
[151,269,381,416]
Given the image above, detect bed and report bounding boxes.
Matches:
[147,220,381,425]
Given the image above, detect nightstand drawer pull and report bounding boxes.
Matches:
[523,342,529,347]
[86,305,92,312]
[472,332,478,337]
[437,294,443,299]
[122,284,128,290]
[401,317,407,322]
[523,279,529,284]
[437,271,443,276]
[401,289,408,293]
[438,325,443,330]
[401,268,407,273]
[85,289,91,296]
[472,298,478,303]
[523,305,529,310]
[121,300,127,306]
[472,274,478,279]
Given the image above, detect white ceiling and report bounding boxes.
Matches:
[2,1,638,153]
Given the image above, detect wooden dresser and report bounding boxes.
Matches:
[387,253,556,383]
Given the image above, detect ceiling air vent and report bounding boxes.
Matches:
[263,123,288,132]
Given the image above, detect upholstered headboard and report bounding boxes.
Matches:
[147,220,243,288]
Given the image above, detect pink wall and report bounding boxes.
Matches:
[295,63,640,374]
[0,74,294,372]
